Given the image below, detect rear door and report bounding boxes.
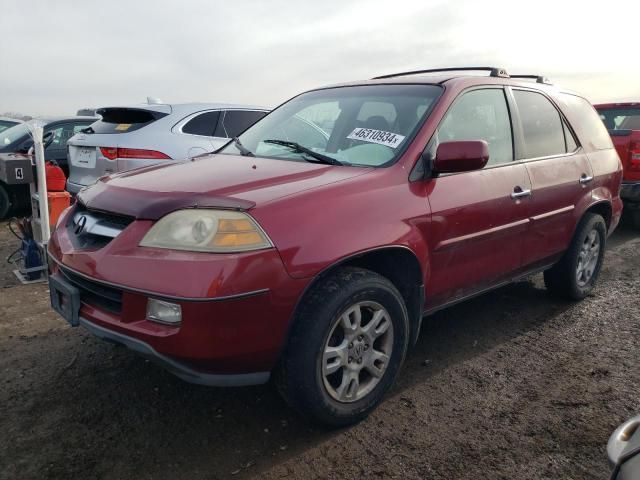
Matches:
[426,87,532,308]
[509,88,593,267]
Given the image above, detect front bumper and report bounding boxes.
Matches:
[48,206,309,385]
[621,181,640,203]
[79,316,270,386]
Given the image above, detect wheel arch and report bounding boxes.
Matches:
[281,245,426,363]
[584,200,612,230]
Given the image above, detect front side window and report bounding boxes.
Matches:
[219,85,442,167]
[513,90,565,159]
[436,88,513,166]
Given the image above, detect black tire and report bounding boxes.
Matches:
[0,183,11,219]
[276,267,409,427]
[544,213,607,300]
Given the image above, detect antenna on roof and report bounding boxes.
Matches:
[146,96,163,105]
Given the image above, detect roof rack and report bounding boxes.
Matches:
[510,75,552,85]
[372,67,510,80]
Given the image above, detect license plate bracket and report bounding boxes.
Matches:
[49,274,81,327]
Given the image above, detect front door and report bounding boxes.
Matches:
[425,87,531,309]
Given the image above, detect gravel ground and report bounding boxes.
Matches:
[0,219,638,480]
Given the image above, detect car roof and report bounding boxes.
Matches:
[32,116,98,124]
[0,116,24,123]
[96,102,270,116]
[310,67,580,97]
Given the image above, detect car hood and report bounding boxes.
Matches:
[77,153,373,219]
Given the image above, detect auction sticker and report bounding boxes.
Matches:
[347,128,405,148]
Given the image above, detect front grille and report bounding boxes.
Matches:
[59,267,123,314]
[67,205,134,250]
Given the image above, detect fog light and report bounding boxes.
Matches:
[146,299,182,325]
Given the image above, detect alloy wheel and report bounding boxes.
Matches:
[321,301,394,403]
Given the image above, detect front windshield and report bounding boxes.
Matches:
[0,120,19,134]
[220,84,442,167]
[0,123,30,147]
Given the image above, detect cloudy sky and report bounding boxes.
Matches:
[1,0,639,116]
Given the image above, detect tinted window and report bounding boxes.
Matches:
[46,123,92,150]
[597,107,640,130]
[562,94,613,151]
[89,108,167,134]
[437,89,513,166]
[182,111,220,136]
[217,110,267,138]
[513,90,565,159]
[563,121,578,152]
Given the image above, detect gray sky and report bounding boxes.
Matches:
[2,0,639,116]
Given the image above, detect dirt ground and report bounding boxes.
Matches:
[0,219,638,480]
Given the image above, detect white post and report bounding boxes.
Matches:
[29,122,51,244]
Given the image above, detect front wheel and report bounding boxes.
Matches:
[276,267,409,427]
[544,213,606,300]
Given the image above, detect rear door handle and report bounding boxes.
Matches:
[511,186,532,200]
[579,174,594,185]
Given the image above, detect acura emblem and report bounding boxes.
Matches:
[74,215,87,235]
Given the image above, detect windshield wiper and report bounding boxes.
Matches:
[263,139,342,166]
[80,126,94,134]
[233,137,254,157]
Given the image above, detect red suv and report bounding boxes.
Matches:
[48,67,623,426]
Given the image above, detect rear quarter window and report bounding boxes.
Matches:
[182,111,221,136]
[560,94,613,151]
[89,108,168,134]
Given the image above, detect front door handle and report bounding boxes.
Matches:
[579,174,594,185]
[511,186,532,200]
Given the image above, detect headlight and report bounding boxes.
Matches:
[139,209,273,252]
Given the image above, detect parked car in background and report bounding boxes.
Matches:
[608,415,640,479]
[66,102,268,194]
[0,116,23,133]
[48,67,622,426]
[595,103,640,228]
[0,116,97,218]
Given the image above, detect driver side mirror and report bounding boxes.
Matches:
[433,140,489,174]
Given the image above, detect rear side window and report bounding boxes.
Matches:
[182,111,220,136]
[513,90,565,159]
[561,94,613,151]
[88,108,168,134]
[437,88,513,166]
[215,110,267,138]
[597,107,640,130]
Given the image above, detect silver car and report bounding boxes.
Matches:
[66,102,268,193]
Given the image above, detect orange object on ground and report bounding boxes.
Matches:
[45,162,67,191]
[48,191,71,228]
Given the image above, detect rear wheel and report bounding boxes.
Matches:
[276,267,409,427]
[544,213,606,300]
